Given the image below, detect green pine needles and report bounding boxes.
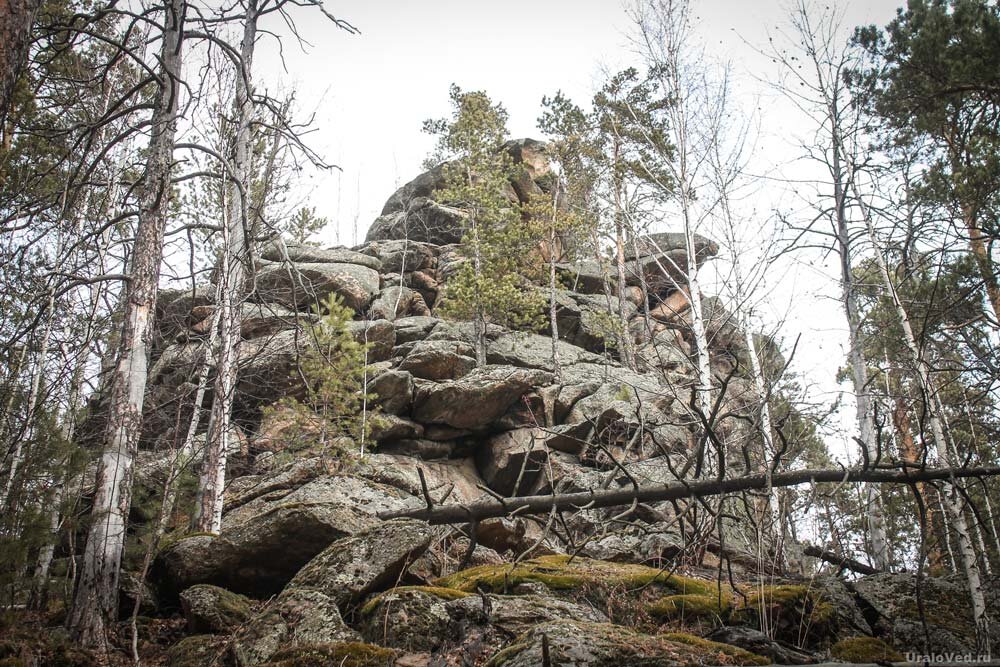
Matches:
[263,293,377,460]
[424,85,545,364]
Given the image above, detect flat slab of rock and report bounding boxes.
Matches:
[156,475,416,597]
[259,240,382,270]
[255,261,380,312]
[412,366,552,429]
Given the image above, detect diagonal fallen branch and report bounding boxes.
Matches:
[379,465,1000,526]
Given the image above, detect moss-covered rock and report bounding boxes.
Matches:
[435,554,716,597]
[360,588,453,652]
[731,584,837,646]
[647,592,731,623]
[360,585,470,616]
[165,634,230,667]
[232,588,361,666]
[831,636,903,662]
[485,620,767,667]
[260,642,395,666]
[852,572,989,655]
[180,584,254,634]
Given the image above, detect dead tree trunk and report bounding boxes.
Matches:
[67,0,185,649]
[381,464,1000,525]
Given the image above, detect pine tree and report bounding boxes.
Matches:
[424,85,544,364]
[263,293,376,459]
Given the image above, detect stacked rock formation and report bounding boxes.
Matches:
[140,140,996,666]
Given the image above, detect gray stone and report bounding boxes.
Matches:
[369,369,415,414]
[368,286,431,321]
[259,240,382,270]
[370,413,424,442]
[412,366,552,429]
[624,231,719,261]
[398,339,477,381]
[232,587,360,666]
[705,626,816,665]
[155,475,415,597]
[254,261,380,312]
[179,584,254,634]
[287,519,434,609]
[476,429,551,496]
[347,318,396,362]
[360,239,437,274]
[393,316,441,344]
[852,572,982,655]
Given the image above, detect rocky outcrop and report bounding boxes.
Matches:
[131,139,1000,667]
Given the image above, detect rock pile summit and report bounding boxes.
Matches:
[139,141,993,666]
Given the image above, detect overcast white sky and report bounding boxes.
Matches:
[248,0,905,460]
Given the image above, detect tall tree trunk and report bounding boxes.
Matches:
[829,115,889,570]
[892,396,946,572]
[548,195,561,382]
[0,0,42,123]
[67,0,185,649]
[192,1,258,533]
[611,139,635,370]
[858,193,990,649]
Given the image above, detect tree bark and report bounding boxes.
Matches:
[192,0,257,533]
[380,464,1000,526]
[67,0,185,650]
[0,0,42,123]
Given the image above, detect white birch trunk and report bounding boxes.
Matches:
[858,196,990,645]
[67,0,185,648]
[192,2,258,533]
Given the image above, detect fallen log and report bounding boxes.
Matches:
[379,465,1000,526]
[802,545,880,575]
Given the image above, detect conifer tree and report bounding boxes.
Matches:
[263,293,375,457]
[424,85,543,364]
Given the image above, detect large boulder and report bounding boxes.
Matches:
[368,285,431,321]
[625,232,719,262]
[155,475,415,597]
[412,366,552,429]
[232,587,361,665]
[476,428,554,496]
[852,572,990,655]
[366,139,553,247]
[286,519,433,610]
[254,262,380,312]
[179,584,254,634]
[491,620,767,667]
[397,339,477,381]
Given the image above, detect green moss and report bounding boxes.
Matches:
[831,636,903,662]
[156,530,218,556]
[164,635,227,667]
[262,642,395,667]
[486,639,532,666]
[663,632,769,666]
[648,592,731,621]
[733,584,837,645]
[359,585,471,616]
[435,554,718,597]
